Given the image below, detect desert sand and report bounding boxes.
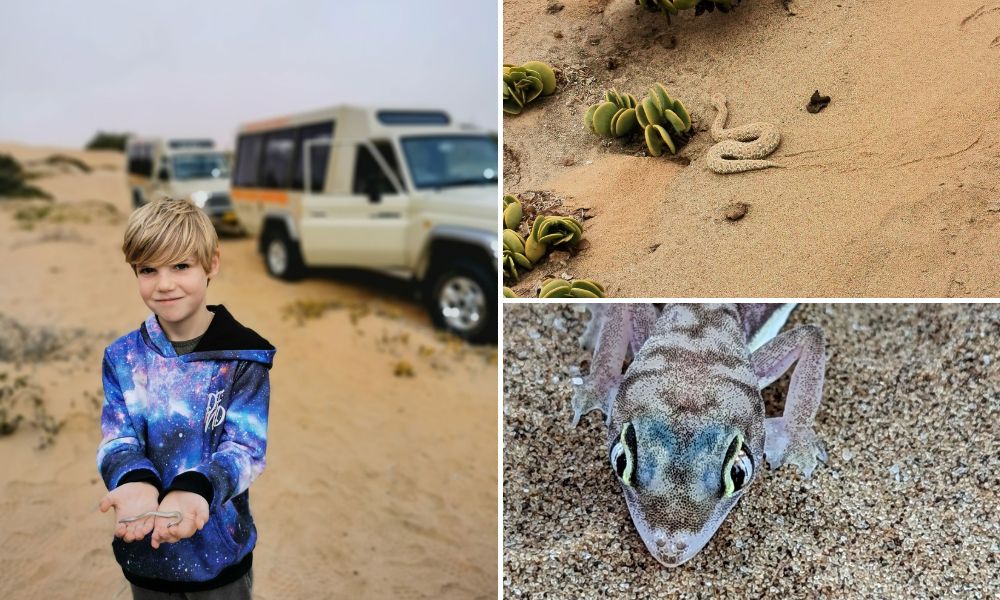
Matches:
[0,144,497,599]
[503,303,998,598]
[503,0,1000,297]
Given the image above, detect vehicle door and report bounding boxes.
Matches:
[300,139,410,268]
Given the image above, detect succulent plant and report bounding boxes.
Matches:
[502,228,533,281]
[584,89,640,137]
[521,61,557,95]
[584,83,693,157]
[525,215,583,263]
[503,61,557,115]
[502,194,523,230]
[503,287,517,298]
[537,278,606,298]
[636,0,741,23]
[637,83,693,156]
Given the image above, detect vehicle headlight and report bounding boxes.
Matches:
[191,191,209,207]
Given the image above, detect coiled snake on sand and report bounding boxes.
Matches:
[706,94,783,174]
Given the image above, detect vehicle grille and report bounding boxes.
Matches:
[206,193,231,208]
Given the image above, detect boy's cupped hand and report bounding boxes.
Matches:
[150,490,210,549]
[99,482,160,543]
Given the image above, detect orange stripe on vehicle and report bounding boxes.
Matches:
[231,188,289,205]
[242,117,290,133]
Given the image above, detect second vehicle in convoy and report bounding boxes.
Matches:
[124,137,241,234]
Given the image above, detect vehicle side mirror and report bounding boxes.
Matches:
[157,168,169,182]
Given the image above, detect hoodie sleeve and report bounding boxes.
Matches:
[96,348,162,491]
[166,360,270,507]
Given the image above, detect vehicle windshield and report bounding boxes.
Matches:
[400,136,498,190]
[170,153,230,181]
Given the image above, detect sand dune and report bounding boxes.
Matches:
[503,0,1000,297]
[0,144,497,599]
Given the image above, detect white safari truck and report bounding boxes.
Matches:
[125,137,239,232]
[230,106,498,343]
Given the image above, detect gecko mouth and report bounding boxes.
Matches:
[653,536,692,567]
[655,550,690,568]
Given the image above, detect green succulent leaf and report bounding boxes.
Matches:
[591,102,619,137]
[645,124,678,157]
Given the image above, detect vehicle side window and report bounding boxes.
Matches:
[234,134,264,187]
[260,128,296,189]
[127,143,153,177]
[353,143,399,196]
[292,121,334,191]
[373,141,403,191]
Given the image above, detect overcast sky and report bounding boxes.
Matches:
[0,1,498,149]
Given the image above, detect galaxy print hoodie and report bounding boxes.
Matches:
[97,305,275,593]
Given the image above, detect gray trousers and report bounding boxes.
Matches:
[130,570,252,600]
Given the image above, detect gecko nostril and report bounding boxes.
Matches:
[675,540,688,551]
[655,533,668,548]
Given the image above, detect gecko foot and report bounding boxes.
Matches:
[570,376,619,426]
[764,417,827,478]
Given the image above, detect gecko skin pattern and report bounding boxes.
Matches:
[706,94,783,174]
[571,304,826,567]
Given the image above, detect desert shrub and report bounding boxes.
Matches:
[0,371,61,448]
[84,131,128,152]
[10,199,122,230]
[0,154,51,199]
[0,314,90,363]
[43,154,92,173]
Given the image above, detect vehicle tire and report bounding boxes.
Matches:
[131,188,145,209]
[261,226,305,281]
[425,259,496,344]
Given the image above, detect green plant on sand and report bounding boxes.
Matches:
[0,154,51,199]
[585,83,693,157]
[84,131,129,152]
[637,83,693,156]
[636,0,743,24]
[537,278,606,298]
[525,215,583,263]
[585,89,640,137]
[503,61,557,115]
[502,229,533,281]
[502,194,523,230]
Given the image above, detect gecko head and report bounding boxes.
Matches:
[608,416,762,567]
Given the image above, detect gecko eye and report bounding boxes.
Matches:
[610,422,638,487]
[722,433,754,497]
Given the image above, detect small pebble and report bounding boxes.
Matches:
[725,203,749,221]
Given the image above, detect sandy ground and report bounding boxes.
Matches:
[503,0,1000,297]
[503,303,998,598]
[0,144,497,599]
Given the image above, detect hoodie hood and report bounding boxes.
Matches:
[141,304,275,367]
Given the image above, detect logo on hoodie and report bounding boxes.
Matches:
[204,390,226,432]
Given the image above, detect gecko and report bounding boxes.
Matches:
[571,303,826,567]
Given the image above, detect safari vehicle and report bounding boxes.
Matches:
[125,137,241,233]
[230,106,498,343]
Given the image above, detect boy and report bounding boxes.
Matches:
[97,197,274,599]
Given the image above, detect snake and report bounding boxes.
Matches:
[118,510,183,527]
[706,93,783,174]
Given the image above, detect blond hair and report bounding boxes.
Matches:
[122,197,218,272]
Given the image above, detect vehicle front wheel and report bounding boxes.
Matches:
[426,260,496,344]
[261,227,305,281]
